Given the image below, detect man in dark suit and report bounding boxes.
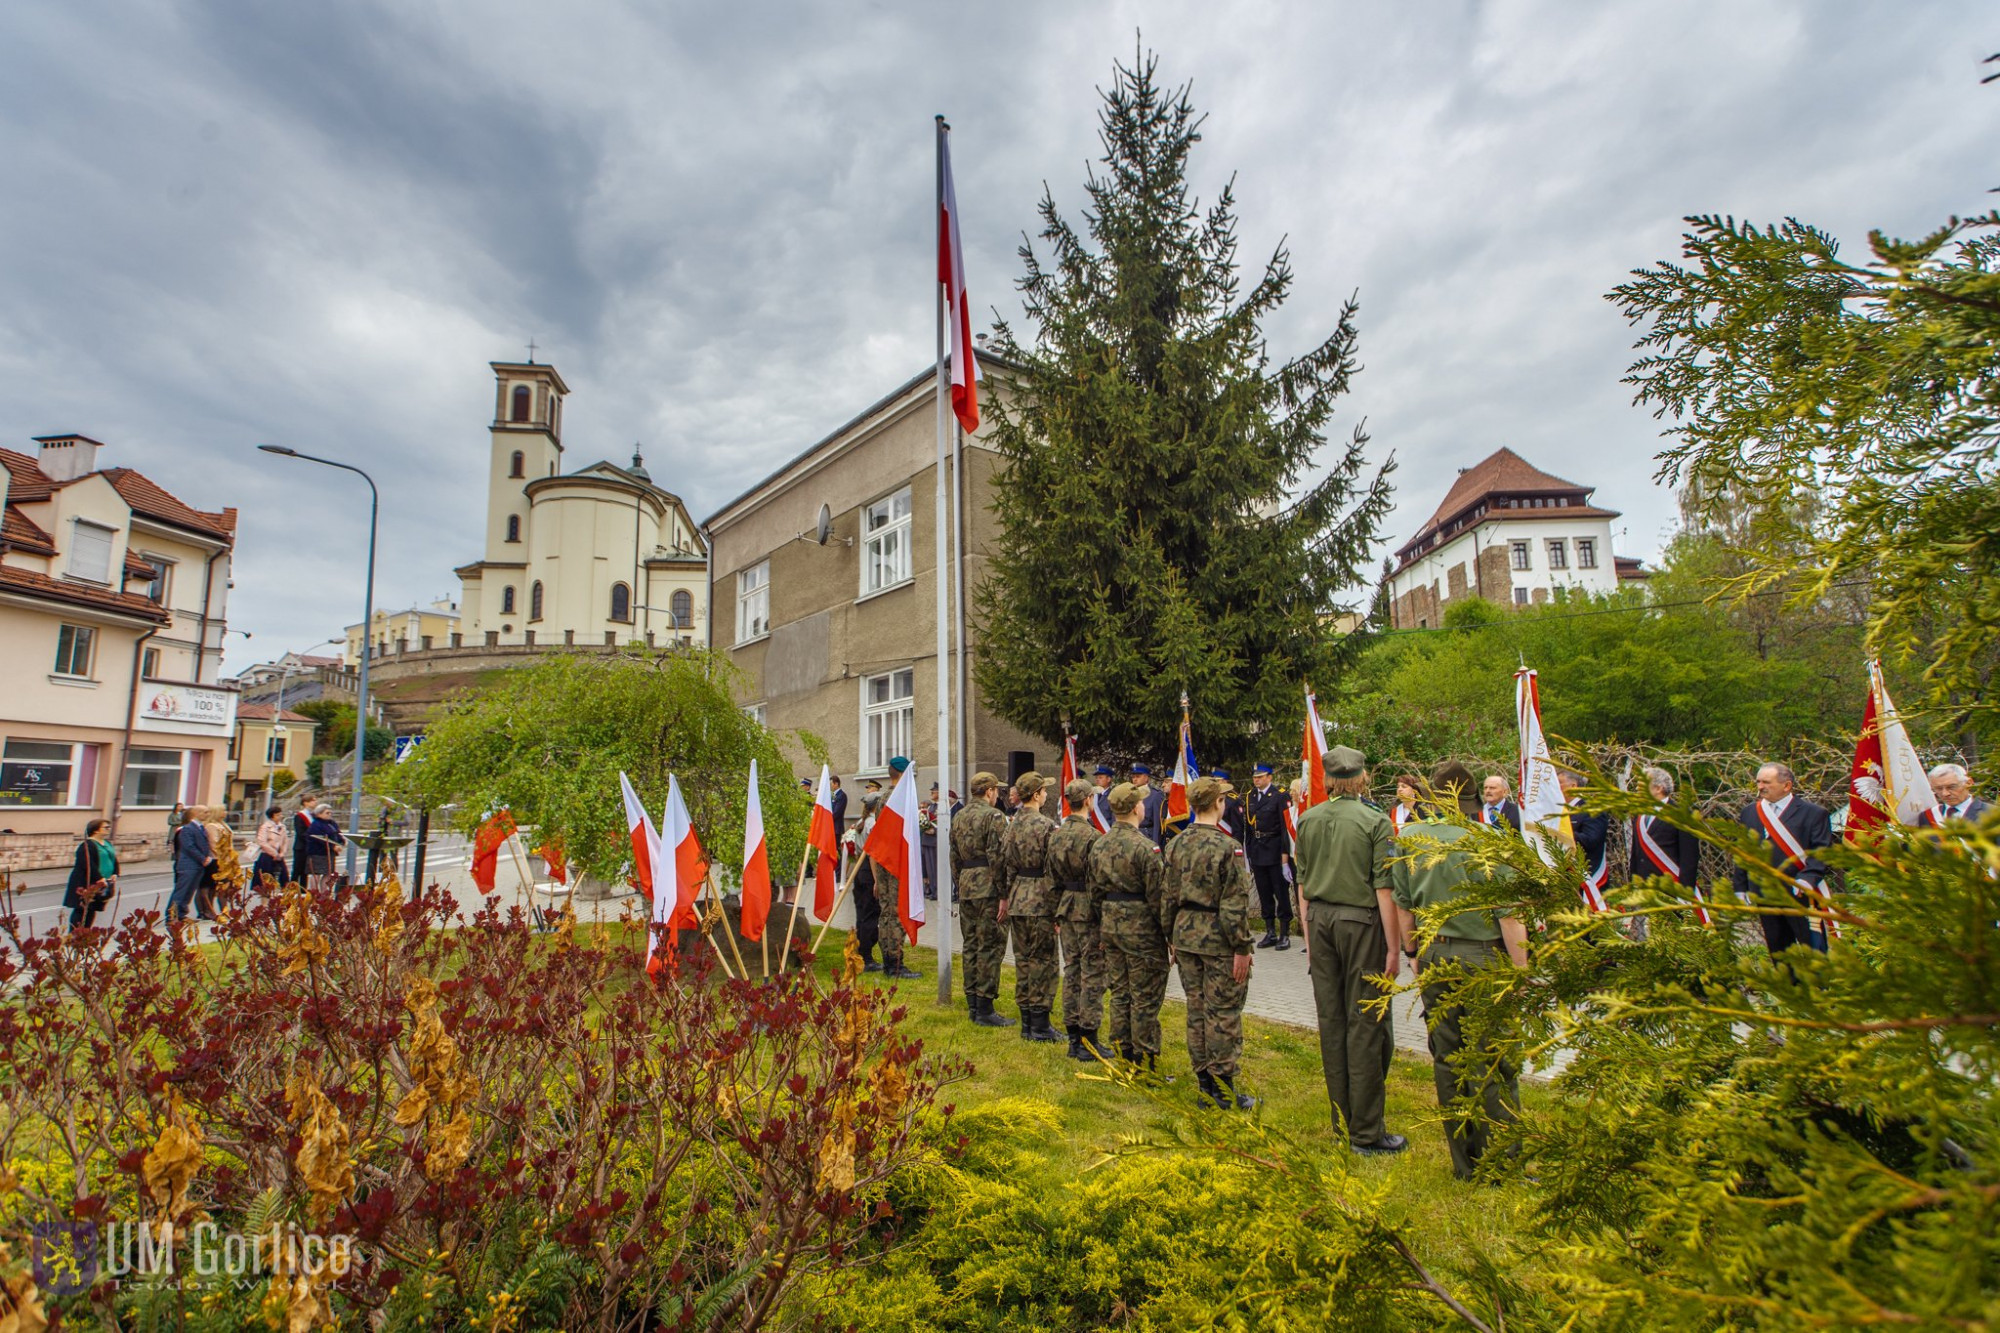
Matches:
[1923,763,1991,827]
[1731,761,1834,955]
[1558,772,1611,911]
[1244,763,1292,950]
[1131,763,1169,847]
[1213,768,1247,847]
[1630,766,1704,892]
[1478,776,1523,833]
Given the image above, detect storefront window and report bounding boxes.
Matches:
[1,740,77,806]
[122,748,187,809]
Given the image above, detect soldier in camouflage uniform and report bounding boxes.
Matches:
[1049,778,1108,1061]
[1089,782,1175,1074]
[952,771,1015,1027]
[1165,776,1259,1110]
[999,772,1063,1043]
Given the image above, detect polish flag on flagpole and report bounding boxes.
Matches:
[864,767,926,944]
[739,760,772,942]
[647,774,709,975]
[1301,685,1330,809]
[807,764,841,920]
[1060,735,1080,818]
[938,126,982,434]
[618,772,657,900]
[1167,722,1193,824]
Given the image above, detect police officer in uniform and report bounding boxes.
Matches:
[1089,781,1174,1074]
[1392,762,1529,1179]
[999,772,1063,1043]
[1131,763,1169,847]
[952,772,1016,1026]
[1292,745,1406,1154]
[1048,779,1108,1060]
[1166,775,1257,1110]
[1091,764,1115,829]
[1244,763,1291,950]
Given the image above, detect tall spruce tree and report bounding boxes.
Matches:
[976,51,1392,769]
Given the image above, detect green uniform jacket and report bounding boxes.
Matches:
[1164,823,1253,956]
[952,800,1010,902]
[1046,814,1101,923]
[1391,819,1509,942]
[1000,809,1060,917]
[1293,795,1395,907]
[1087,823,1171,942]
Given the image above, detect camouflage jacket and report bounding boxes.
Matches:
[1000,809,1059,917]
[1164,823,1253,956]
[1088,823,1170,943]
[951,799,1009,901]
[1046,814,1102,922]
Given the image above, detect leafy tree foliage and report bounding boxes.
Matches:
[377,652,814,889]
[293,698,395,762]
[1612,211,2000,760]
[976,49,1392,769]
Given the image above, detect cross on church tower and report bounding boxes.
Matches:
[525,337,538,364]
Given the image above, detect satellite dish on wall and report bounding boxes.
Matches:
[815,503,833,546]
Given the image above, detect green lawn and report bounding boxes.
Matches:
[803,930,1535,1274]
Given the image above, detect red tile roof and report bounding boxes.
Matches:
[1394,447,1619,568]
[100,468,236,540]
[0,564,170,623]
[0,448,55,501]
[1,507,56,556]
[237,703,315,723]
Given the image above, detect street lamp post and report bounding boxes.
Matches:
[258,445,378,883]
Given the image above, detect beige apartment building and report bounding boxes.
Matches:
[0,435,238,868]
[703,364,1044,792]
[226,704,318,808]
[345,600,462,665]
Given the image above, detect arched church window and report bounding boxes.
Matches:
[509,450,524,478]
[501,586,516,615]
[506,514,521,543]
[610,582,631,623]
[530,581,544,621]
[511,385,531,422]
[670,590,692,628]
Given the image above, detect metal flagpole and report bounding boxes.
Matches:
[932,114,957,1006]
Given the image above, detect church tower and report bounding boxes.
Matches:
[483,359,567,564]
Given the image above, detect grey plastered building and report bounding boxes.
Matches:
[702,364,1045,793]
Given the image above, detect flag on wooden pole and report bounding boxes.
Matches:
[1060,733,1080,818]
[740,760,772,941]
[1301,685,1330,809]
[648,775,709,974]
[619,772,657,900]
[807,763,841,919]
[864,766,926,945]
[1847,660,1940,837]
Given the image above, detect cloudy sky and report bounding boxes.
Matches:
[1,1,1988,663]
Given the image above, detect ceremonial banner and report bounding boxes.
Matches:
[1515,668,1594,908]
[807,764,841,920]
[864,765,926,944]
[1060,734,1080,819]
[938,131,981,433]
[1301,685,1329,809]
[740,760,772,942]
[619,772,657,899]
[1847,660,1939,837]
[1166,702,1196,829]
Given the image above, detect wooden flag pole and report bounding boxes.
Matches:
[775,844,814,976]
[809,850,871,956]
[702,867,750,977]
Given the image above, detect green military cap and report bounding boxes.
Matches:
[1324,745,1367,779]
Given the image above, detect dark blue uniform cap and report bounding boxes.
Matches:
[1210,768,1231,781]
[1252,763,1274,775]
[1130,763,1152,776]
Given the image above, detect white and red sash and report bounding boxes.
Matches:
[1635,815,1709,925]
[1579,847,1609,914]
[1391,804,1412,835]
[1755,801,1838,940]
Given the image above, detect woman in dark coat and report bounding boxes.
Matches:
[64,818,119,930]
[166,812,214,923]
[305,804,345,889]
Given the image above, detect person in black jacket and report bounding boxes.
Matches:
[1131,764,1168,846]
[1478,776,1523,833]
[1730,762,1834,955]
[1629,766,1703,892]
[167,813,214,923]
[1243,764,1292,950]
[1558,772,1610,910]
[64,818,119,930]
[289,803,314,884]
[1212,769,1247,847]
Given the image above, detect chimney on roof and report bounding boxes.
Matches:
[34,434,104,482]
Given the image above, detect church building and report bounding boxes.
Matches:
[455,361,708,649]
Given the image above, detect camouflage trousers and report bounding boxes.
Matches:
[960,895,1006,1003]
[1057,903,1107,1032]
[1009,913,1059,1009]
[1100,905,1170,1057]
[853,869,904,970]
[1177,949,1248,1078]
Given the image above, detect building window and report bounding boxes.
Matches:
[121,747,187,809]
[1514,588,1530,606]
[0,740,79,807]
[862,487,913,594]
[505,514,521,543]
[511,384,532,422]
[610,582,631,623]
[529,581,544,621]
[669,589,693,627]
[133,555,170,603]
[67,520,115,583]
[501,586,516,615]
[509,450,525,478]
[266,734,288,765]
[736,562,769,643]
[141,647,161,678]
[1547,539,1568,570]
[860,669,914,772]
[1509,541,1531,571]
[743,702,767,727]
[1576,538,1597,569]
[53,624,95,678]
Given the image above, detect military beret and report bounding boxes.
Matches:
[888,756,910,774]
[1130,763,1152,776]
[1252,763,1274,775]
[1323,745,1367,779]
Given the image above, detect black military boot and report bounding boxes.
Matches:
[1274,919,1292,952]
[972,997,1015,1029]
[1025,1008,1062,1043]
[1073,1028,1105,1062]
[1142,1052,1176,1085]
[1255,926,1278,949]
[1196,1070,1228,1110]
[1065,1026,1086,1060]
[1219,1073,1260,1111]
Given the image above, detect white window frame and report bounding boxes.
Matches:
[0,739,88,809]
[67,520,116,584]
[121,747,188,810]
[860,487,914,597]
[859,668,915,774]
[53,624,95,679]
[1575,537,1597,570]
[1513,588,1530,606]
[1546,538,1569,571]
[736,561,770,644]
[743,702,767,727]
[1509,541,1531,571]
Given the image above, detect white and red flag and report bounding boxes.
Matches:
[1301,685,1330,809]
[1515,668,1599,911]
[863,766,926,945]
[806,764,841,920]
[739,760,772,942]
[648,774,709,975]
[1060,735,1080,819]
[938,126,981,433]
[1847,660,1939,838]
[619,772,657,900]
